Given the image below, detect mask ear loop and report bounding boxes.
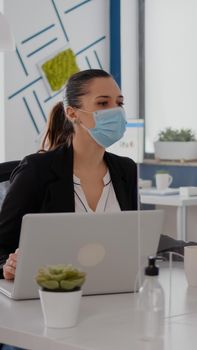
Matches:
[72,118,81,125]
[73,108,95,130]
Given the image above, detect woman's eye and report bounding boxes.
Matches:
[98,101,108,106]
[118,102,124,107]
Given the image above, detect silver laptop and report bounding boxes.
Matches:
[0,210,164,300]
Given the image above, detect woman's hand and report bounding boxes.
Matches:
[3,248,19,280]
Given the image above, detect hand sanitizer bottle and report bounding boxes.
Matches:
[137,256,165,340]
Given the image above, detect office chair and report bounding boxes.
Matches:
[0,160,20,182]
[0,160,20,209]
[157,232,197,263]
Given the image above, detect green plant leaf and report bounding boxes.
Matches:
[35,264,86,291]
[60,278,85,291]
[38,280,59,290]
[157,127,196,142]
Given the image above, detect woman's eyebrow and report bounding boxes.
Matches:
[95,95,124,99]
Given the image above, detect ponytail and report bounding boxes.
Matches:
[41,102,74,151]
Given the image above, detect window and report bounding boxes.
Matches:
[141,0,197,154]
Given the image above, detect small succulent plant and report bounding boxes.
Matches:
[158,127,196,142]
[35,264,86,292]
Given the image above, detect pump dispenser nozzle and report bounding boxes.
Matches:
[145,256,159,276]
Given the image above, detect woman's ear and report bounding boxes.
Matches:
[65,106,77,122]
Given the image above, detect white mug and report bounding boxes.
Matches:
[184,246,197,286]
[155,173,173,190]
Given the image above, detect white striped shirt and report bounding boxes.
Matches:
[73,170,121,213]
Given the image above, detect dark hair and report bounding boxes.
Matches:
[41,69,111,151]
[41,101,74,151]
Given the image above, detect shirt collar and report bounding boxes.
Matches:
[73,170,111,186]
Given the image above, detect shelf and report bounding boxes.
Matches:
[143,159,197,167]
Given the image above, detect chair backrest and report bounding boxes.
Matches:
[0,160,20,209]
[0,160,20,182]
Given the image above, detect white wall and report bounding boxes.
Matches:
[0,53,4,161]
[3,0,109,161]
[145,0,197,153]
[0,0,5,161]
[120,0,142,163]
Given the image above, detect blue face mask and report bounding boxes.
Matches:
[87,107,127,148]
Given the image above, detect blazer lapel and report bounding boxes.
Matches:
[104,152,130,210]
[41,146,75,213]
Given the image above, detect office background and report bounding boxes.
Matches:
[0,0,109,160]
[0,0,140,162]
[1,0,197,241]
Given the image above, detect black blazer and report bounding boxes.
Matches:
[0,145,137,271]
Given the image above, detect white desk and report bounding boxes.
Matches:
[1,263,197,350]
[140,192,197,240]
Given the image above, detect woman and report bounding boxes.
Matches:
[0,69,137,281]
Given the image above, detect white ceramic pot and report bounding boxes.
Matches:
[154,141,197,160]
[39,289,82,328]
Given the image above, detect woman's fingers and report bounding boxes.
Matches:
[3,249,19,280]
[3,264,15,280]
[8,254,17,268]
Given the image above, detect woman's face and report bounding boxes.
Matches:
[73,77,124,129]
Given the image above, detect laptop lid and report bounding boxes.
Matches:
[0,210,164,300]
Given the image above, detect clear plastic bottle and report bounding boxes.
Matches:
[137,256,165,340]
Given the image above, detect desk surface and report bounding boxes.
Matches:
[140,192,197,206]
[1,262,197,350]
